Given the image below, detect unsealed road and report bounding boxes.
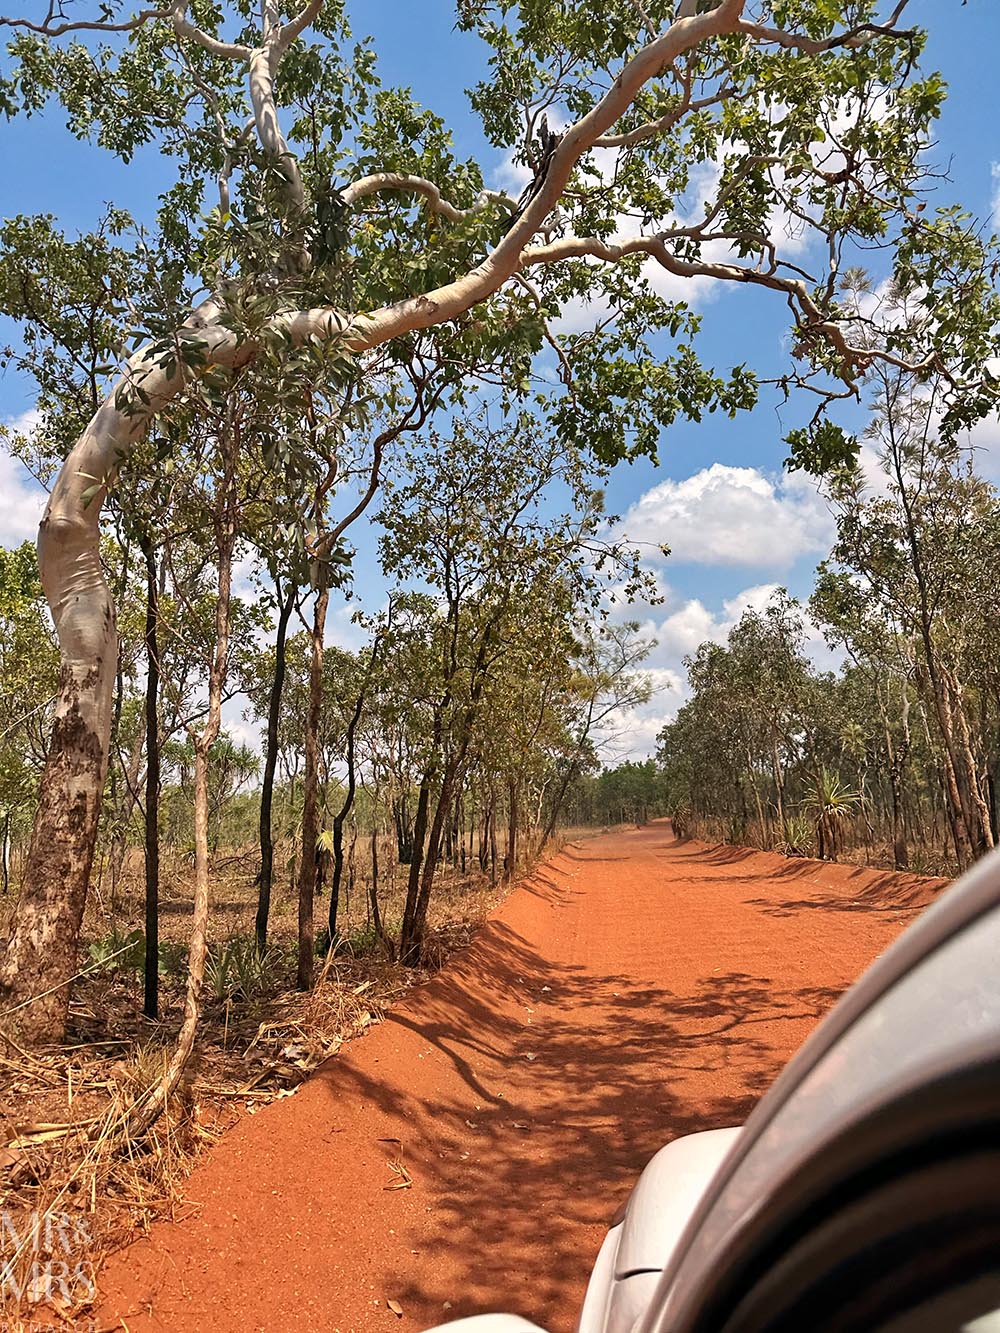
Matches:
[100,823,944,1333]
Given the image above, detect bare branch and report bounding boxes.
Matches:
[512,273,576,393]
[595,84,740,148]
[341,173,516,221]
[179,53,251,213]
[170,0,252,61]
[627,0,658,43]
[516,229,939,386]
[736,0,912,55]
[271,0,321,60]
[0,7,167,35]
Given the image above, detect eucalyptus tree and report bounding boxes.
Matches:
[472,618,578,876]
[810,566,916,868]
[808,278,1000,867]
[540,620,654,843]
[379,415,646,963]
[659,593,822,847]
[660,553,999,868]
[661,638,757,841]
[723,593,816,843]
[564,759,664,828]
[4,0,1000,1038]
[470,614,655,865]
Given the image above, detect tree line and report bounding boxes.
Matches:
[0,412,653,1018]
[658,294,1000,873]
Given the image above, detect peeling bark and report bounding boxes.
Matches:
[0,652,112,1042]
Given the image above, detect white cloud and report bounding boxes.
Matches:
[0,412,48,547]
[597,666,686,764]
[601,583,784,761]
[655,598,720,658]
[961,412,1000,482]
[230,552,259,603]
[327,599,369,651]
[619,462,833,569]
[600,705,674,764]
[604,577,848,761]
[652,582,779,661]
[221,700,262,752]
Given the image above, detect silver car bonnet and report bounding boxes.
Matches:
[643,845,1000,1332]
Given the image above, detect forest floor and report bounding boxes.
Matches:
[80,821,947,1333]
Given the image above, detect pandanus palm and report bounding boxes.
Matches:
[802,769,862,862]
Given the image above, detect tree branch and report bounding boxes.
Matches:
[595,83,739,148]
[0,6,167,35]
[516,229,940,385]
[271,0,321,60]
[736,1,912,55]
[169,0,252,61]
[33,0,932,618]
[341,173,516,221]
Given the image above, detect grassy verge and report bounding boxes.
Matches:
[0,828,591,1325]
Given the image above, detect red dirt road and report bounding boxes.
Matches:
[98,824,945,1333]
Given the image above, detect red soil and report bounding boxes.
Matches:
[96,823,947,1333]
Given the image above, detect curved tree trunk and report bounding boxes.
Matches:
[1,2,804,1040]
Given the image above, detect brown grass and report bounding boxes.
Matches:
[0,827,588,1325]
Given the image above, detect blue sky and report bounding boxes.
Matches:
[2,0,999,758]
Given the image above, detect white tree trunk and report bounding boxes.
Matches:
[0,0,792,1041]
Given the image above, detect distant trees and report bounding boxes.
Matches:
[658,389,1000,871]
[658,592,823,851]
[562,760,664,829]
[0,545,58,896]
[812,289,1000,869]
[0,393,659,1070]
[352,417,652,964]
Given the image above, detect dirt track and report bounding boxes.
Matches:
[97,823,946,1333]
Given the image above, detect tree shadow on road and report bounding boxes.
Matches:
[746,870,944,918]
[310,918,845,1331]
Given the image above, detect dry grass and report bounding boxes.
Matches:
[0,828,582,1325]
